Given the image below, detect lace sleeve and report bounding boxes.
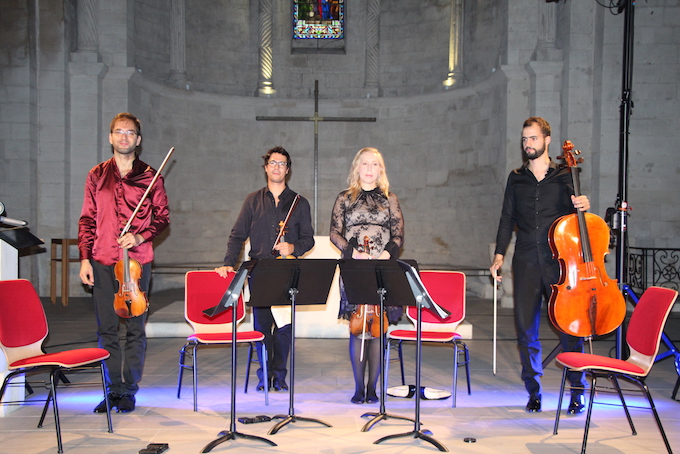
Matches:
[329,192,352,259]
[384,193,404,258]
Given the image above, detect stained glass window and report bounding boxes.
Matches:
[293,0,344,39]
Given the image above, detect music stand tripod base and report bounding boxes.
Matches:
[268,414,333,436]
[374,430,449,452]
[201,430,277,453]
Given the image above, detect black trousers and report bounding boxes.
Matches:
[252,306,291,381]
[91,260,150,396]
[512,256,587,399]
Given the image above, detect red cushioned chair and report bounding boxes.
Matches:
[0,279,113,454]
[553,286,678,454]
[177,270,268,411]
[386,270,471,407]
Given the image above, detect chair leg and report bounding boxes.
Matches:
[48,369,64,453]
[177,343,189,399]
[244,342,254,394]
[580,374,599,454]
[38,389,52,428]
[452,341,459,408]
[461,342,472,396]
[671,374,680,401]
[640,379,673,454]
[398,340,405,386]
[192,343,199,412]
[382,339,392,392]
[553,367,568,435]
[611,375,636,435]
[99,362,113,434]
[457,340,472,396]
[262,344,269,406]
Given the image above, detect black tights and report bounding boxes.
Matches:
[349,334,381,401]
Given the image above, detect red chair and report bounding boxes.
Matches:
[177,270,268,411]
[386,270,470,407]
[0,279,113,453]
[553,286,678,454]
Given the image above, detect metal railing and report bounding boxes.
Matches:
[627,247,680,294]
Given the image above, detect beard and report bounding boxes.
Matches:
[524,146,545,160]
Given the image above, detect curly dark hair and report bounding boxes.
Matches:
[262,146,291,169]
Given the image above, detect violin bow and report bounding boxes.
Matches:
[492,270,499,375]
[120,147,175,239]
[271,194,301,251]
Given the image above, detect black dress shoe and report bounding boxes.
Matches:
[272,378,288,391]
[93,393,119,413]
[525,396,542,413]
[117,394,136,413]
[567,393,585,414]
[256,378,270,392]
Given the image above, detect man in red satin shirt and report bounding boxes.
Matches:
[78,112,169,413]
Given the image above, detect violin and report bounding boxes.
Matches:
[348,236,387,337]
[349,304,387,337]
[112,147,174,318]
[547,141,626,337]
[274,221,295,259]
[113,247,147,318]
[272,194,300,259]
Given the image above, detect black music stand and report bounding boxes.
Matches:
[247,258,337,435]
[371,260,450,452]
[338,259,417,433]
[0,227,43,250]
[200,267,276,452]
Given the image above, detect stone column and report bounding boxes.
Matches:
[443,0,465,88]
[77,0,98,53]
[535,1,561,61]
[169,0,187,85]
[529,2,563,128]
[257,0,275,96]
[364,0,380,94]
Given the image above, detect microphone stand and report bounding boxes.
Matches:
[613,0,634,360]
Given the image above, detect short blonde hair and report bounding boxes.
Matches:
[346,147,390,202]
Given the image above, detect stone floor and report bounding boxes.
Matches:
[0,286,678,454]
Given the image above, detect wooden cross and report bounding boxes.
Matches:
[256,80,376,230]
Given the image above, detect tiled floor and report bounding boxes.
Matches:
[0,287,678,454]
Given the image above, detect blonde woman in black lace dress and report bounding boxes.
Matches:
[330,147,405,404]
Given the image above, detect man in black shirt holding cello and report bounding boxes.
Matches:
[490,117,588,414]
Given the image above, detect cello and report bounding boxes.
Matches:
[113,147,174,318]
[547,141,626,337]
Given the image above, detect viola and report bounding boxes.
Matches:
[348,236,387,337]
[547,140,626,337]
[272,195,300,259]
[113,247,148,318]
